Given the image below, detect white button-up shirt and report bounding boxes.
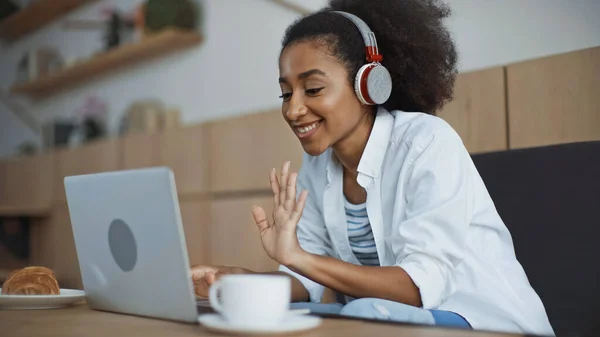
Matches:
[280,107,554,336]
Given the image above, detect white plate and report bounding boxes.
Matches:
[0,288,86,310]
[198,313,322,335]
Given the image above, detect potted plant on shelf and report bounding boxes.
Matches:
[140,0,200,38]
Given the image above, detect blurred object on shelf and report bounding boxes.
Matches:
[15,141,38,156]
[120,99,164,135]
[105,10,124,50]
[101,4,135,50]
[15,46,64,84]
[143,0,198,36]
[62,5,135,50]
[69,95,108,146]
[41,96,108,150]
[42,119,76,149]
[119,99,182,135]
[162,107,181,130]
[62,4,136,50]
[133,1,145,41]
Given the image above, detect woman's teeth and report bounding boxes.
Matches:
[296,121,320,134]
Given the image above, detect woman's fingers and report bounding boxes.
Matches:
[205,271,216,284]
[191,267,217,297]
[291,189,308,222]
[269,168,280,207]
[252,205,270,232]
[284,172,297,211]
[191,265,217,282]
[279,161,290,205]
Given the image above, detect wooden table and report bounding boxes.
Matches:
[1,304,524,337]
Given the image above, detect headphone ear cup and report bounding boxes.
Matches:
[354,64,372,105]
[354,63,392,105]
[367,65,392,105]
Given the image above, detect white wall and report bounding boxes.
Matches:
[0,0,302,158]
[444,0,600,72]
[292,0,600,71]
[1,0,599,158]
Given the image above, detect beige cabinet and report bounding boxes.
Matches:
[437,67,508,153]
[121,132,161,169]
[0,153,54,214]
[53,139,121,202]
[209,110,304,193]
[209,196,278,272]
[159,124,210,196]
[179,198,211,266]
[30,204,82,289]
[507,47,600,149]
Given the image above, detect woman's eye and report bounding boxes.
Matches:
[279,93,292,102]
[306,87,324,96]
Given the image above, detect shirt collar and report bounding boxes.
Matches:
[357,106,395,179]
[326,106,395,183]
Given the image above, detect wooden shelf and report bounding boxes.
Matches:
[0,205,50,217]
[0,0,98,41]
[11,29,203,97]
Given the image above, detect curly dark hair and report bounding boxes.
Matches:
[280,0,458,114]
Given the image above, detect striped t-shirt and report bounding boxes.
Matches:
[345,198,380,266]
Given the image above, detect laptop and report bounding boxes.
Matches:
[64,167,211,323]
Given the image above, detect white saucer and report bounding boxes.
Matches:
[198,313,322,335]
[0,288,86,310]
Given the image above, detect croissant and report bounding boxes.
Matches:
[1,266,60,295]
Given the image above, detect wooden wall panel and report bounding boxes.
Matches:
[32,204,82,289]
[29,218,56,271]
[210,196,278,272]
[437,67,508,153]
[121,132,161,169]
[179,199,211,267]
[507,47,600,149]
[53,138,121,202]
[52,204,82,289]
[209,110,304,193]
[1,153,54,212]
[159,123,210,196]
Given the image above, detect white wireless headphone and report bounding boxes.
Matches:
[332,11,392,105]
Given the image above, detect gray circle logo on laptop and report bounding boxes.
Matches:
[108,219,137,272]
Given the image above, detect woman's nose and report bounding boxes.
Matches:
[286,95,308,121]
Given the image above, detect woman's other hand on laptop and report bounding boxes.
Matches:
[191,265,253,297]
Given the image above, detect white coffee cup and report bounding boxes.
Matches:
[208,274,291,328]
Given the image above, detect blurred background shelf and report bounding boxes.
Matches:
[10,29,203,97]
[0,0,99,41]
[0,205,51,217]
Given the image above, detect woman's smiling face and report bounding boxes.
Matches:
[278,40,370,156]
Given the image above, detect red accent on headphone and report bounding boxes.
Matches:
[359,64,376,105]
[365,46,383,63]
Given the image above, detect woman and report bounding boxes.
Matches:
[192,0,554,335]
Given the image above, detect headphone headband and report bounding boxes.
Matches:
[332,11,382,63]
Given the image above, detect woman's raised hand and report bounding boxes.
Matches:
[251,161,308,266]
